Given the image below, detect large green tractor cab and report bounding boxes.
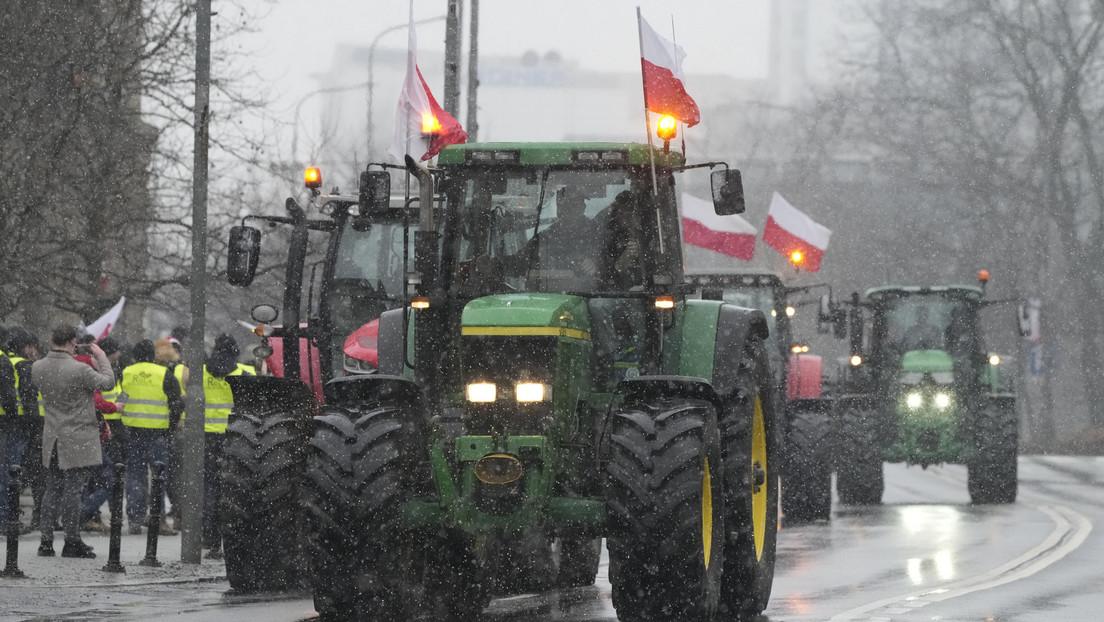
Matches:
[222,142,781,620]
[685,272,838,522]
[833,277,1018,505]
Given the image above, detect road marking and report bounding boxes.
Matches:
[828,503,1092,621]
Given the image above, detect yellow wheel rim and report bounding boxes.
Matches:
[752,395,767,561]
[702,458,713,569]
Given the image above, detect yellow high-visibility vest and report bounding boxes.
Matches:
[120,362,172,430]
[3,355,44,417]
[101,381,123,421]
[199,364,254,433]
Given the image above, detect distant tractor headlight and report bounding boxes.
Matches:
[906,392,923,409]
[989,354,1001,366]
[850,355,863,367]
[467,382,497,403]
[515,382,547,402]
[934,393,951,409]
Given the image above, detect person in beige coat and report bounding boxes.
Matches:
[32,325,115,558]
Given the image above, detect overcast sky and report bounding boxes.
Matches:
[239,0,772,118]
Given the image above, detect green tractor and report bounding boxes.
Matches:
[833,277,1018,505]
[222,142,781,620]
[685,272,838,522]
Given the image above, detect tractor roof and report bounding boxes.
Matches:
[865,285,985,300]
[436,142,684,168]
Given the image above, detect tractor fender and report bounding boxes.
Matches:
[712,304,770,399]
[323,373,423,407]
[615,375,724,414]
[226,374,318,421]
[376,307,406,376]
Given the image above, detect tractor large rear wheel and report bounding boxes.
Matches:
[968,400,1018,504]
[304,404,410,620]
[719,339,780,619]
[836,405,884,505]
[221,410,308,593]
[782,408,833,522]
[606,396,724,621]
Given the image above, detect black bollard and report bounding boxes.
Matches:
[2,465,25,578]
[138,461,164,568]
[102,463,126,573]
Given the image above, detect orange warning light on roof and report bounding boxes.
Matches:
[304,167,322,189]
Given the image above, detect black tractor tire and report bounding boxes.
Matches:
[719,339,780,619]
[221,410,309,593]
[605,396,725,621]
[304,404,410,620]
[782,409,833,523]
[836,405,884,505]
[968,400,1018,504]
[554,536,602,588]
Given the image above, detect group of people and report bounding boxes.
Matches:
[0,324,254,559]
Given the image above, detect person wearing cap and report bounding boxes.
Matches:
[120,339,182,536]
[198,334,254,557]
[33,325,115,558]
[0,327,42,533]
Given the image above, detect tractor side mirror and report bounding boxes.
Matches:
[711,169,745,215]
[359,170,391,213]
[227,225,261,286]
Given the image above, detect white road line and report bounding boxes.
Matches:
[828,503,1092,621]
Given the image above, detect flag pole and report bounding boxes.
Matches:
[637,6,658,195]
[671,15,687,159]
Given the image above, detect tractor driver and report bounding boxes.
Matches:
[506,188,602,289]
[901,306,943,351]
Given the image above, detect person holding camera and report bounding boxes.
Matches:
[32,325,115,558]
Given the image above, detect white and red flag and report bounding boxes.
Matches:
[637,10,700,127]
[82,296,125,340]
[680,193,756,260]
[763,192,832,272]
[389,5,466,162]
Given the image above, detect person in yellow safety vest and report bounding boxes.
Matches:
[120,339,183,536]
[0,327,42,532]
[198,334,253,557]
[154,337,187,532]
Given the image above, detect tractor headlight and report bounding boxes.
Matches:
[467,382,497,403]
[934,393,951,409]
[515,382,547,402]
[906,392,923,409]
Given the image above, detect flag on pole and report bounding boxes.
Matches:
[680,193,756,260]
[637,11,700,126]
[389,4,467,162]
[84,296,125,340]
[762,192,832,272]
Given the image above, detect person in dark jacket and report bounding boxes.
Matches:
[0,327,41,532]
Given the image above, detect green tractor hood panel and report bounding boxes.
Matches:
[461,294,591,339]
[901,349,954,373]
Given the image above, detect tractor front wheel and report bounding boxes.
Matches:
[968,400,1018,504]
[836,405,884,505]
[605,396,724,621]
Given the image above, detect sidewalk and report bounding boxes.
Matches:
[0,520,225,587]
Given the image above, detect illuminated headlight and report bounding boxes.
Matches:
[515,382,547,402]
[989,354,1001,366]
[850,355,863,367]
[467,382,497,403]
[934,393,951,409]
[906,393,923,409]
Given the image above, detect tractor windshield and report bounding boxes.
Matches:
[874,293,979,370]
[442,167,677,294]
[326,213,413,370]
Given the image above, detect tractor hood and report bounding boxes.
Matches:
[901,349,954,374]
[461,293,591,338]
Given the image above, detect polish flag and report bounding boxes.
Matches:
[83,296,125,340]
[680,193,756,260]
[389,5,467,162]
[762,193,832,272]
[638,10,699,127]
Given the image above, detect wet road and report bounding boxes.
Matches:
[4,455,1101,621]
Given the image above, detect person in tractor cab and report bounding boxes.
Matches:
[522,188,602,288]
[598,190,643,289]
[901,306,943,351]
